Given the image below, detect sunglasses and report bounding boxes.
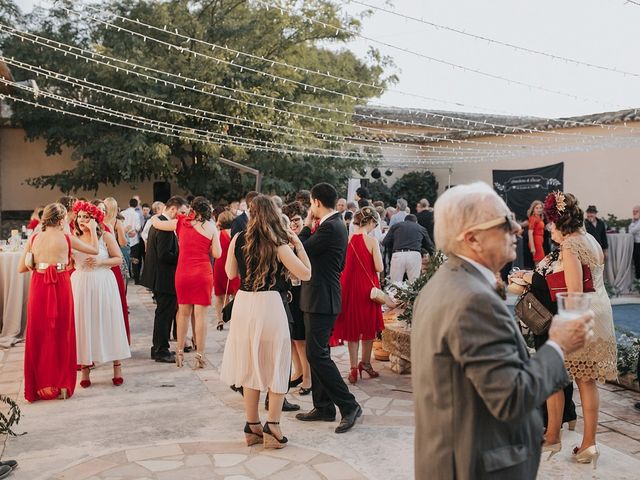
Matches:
[456,213,519,241]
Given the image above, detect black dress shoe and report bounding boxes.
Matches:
[155,352,176,363]
[335,405,362,434]
[265,396,300,412]
[0,460,17,470]
[635,402,640,412]
[0,465,11,480]
[150,347,158,360]
[295,408,336,422]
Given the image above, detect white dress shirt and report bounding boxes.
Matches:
[121,207,141,247]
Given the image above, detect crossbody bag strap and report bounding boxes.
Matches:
[223,278,230,306]
[350,241,377,288]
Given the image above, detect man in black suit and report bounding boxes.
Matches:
[585,205,609,259]
[296,183,362,434]
[230,190,259,237]
[415,198,434,242]
[140,196,189,363]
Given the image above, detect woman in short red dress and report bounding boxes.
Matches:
[333,206,384,384]
[213,210,240,331]
[527,200,545,264]
[19,203,98,401]
[153,196,221,368]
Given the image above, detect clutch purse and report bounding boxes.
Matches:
[370,287,387,305]
[514,289,553,335]
[545,266,594,302]
[24,251,35,269]
[221,299,234,323]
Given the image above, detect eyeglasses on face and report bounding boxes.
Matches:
[290,217,303,223]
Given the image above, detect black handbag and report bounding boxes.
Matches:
[514,289,553,335]
[222,299,234,323]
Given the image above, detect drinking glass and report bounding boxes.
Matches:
[556,292,591,321]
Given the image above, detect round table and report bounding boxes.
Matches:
[605,233,635,294]
[0,251,30,348]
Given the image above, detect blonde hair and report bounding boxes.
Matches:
[103,197,119,225]
[41,203,67,231]
[434,182,507,255]
[527,200,543,218]
[353,206,380,227]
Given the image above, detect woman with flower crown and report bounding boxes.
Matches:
[71,201,131,388]
[511,191,616,467]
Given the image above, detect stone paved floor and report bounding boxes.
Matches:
[0,285,639,479]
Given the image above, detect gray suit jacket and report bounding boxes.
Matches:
[411,255,569,480]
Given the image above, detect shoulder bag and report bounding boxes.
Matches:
[350,242,391,306]
[514,288,553,335]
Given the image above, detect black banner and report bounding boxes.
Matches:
[493,163,564,220]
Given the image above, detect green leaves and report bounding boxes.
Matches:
[2,0,391,198]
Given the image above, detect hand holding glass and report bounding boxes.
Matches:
[556,292,591,321]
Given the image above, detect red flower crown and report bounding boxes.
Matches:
[72,200,105,225]
[543,191,566,224]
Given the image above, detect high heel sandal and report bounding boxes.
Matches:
[244,421,263,446]
[191,352,206,369]
[542,441,562,460]
[112,362,124,386]
[298,386,312,396]
[289,375,303,388]
[176,350,184,368]
[358,361,379,379]
[80,366,91,388]
[57,388,68,400]
[575,445,599,469]
[565,419,577,431]
[348,367,358,385]
[263,421,288,449]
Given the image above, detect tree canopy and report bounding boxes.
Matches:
[0,0,396,200]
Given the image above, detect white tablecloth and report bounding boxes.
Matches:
[604,233,635,294]
[0,251,30,348]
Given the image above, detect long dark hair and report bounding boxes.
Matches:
[242,195,289,291]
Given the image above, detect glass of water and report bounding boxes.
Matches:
[556,292,591,321]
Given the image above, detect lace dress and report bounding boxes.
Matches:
[561,235,617,382]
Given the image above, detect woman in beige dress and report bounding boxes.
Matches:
[542,192,616,467]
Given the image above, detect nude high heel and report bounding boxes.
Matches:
[176,350,184,368]
[542,441,561,460]
[191,352,206,369]
[575,445,599,469]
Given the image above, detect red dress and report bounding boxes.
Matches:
[213,229,240,297]
[24,235,77,401]
[334,234,384,341]
[528,215,545,263]
[175,214,214,305]
[103,224,130,343]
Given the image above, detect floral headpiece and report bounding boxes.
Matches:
[72,200,105,225]
[543,191,566,223]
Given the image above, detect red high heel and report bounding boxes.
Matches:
[358,361,379,379]
[80,366,91,388]
[112,362,124,386]
[348,367,358,384]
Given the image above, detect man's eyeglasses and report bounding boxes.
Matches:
[456,213,520,241]
[290,217,303,224]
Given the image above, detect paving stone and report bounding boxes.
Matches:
[155,466,218,480]
[56,459,118,479]
[313,461,364,480]
[270,464,322,480]
[261,445,319,463]
[602,420,640,440]
[364,396,392,410]
[213,454,247,467]
[126,444,183,462]
[596,431,640,456]
[101,462,151,477]
[244,455,289,478]
[184,454,212,467]
[135,460,183,472]
[214,465,248,476]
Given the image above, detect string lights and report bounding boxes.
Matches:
[349,0,639,78]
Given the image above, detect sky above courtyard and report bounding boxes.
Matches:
[12,0,640,119]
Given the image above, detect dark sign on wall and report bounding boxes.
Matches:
[493,163,564,220]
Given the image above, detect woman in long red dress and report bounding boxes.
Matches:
[94,199,130,344]
[213,210,240,331]
[527,200,546,265]
[333,206,384,384]
[153,196,221,368]
[19,203,98,401]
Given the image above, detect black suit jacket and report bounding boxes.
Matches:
[298,212,347,315]
[231,212,248,237]
[415,210,434,244]
[140,214,179,294]
[585,218,608,250]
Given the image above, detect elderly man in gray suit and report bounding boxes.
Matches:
[412,182,594,480]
